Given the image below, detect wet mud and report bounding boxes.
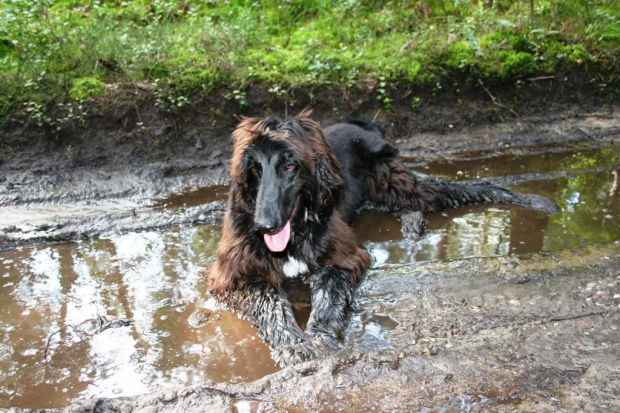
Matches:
[64,244,620,412]
[0,103,619,411]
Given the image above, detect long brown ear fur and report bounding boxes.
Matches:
[230,117,263,180]
[292,110,344,211]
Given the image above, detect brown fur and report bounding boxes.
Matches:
[204,110,558,366]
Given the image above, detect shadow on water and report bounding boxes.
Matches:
[0,142,618,408]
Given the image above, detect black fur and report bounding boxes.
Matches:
[207,113,559,366]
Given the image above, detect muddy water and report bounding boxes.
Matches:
[361,144,619,265]
[0,226,279,408]
[0,143,618,408]
[0,226,397,408]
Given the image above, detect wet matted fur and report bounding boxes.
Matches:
[206,110,558,366]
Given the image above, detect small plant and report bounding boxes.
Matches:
[515,79,524,91]
[24,101,49,127]
[377,76,393,113]
[154,79,190,113]
[432,82,443,96]
[226,90,247,107]
[268,85,285,98]
[345,68,359,89]
[2,145,16,160]
[54,101,89,130]
[69,77,106,100]
[411,96,421,110]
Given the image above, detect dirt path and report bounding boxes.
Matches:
[1,95,619,411]
[2,104,619,251]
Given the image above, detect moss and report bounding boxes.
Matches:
[69,77,106,100]
[444,41,476,71]
[500,52,536,78]
[510,35,536,53]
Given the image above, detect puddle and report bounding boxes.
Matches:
[0,226,278,408]
[405,143,618,181]
[346,312,399,351]
[0,142,618,408]
[153,185,229,209]
[361,144,619,265]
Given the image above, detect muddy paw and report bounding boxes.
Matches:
[400,211,428,241]
[308,331,342,355]
[271,340,320,367]
[306,323,343,355]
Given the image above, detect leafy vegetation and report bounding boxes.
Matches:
[0,0,618,124]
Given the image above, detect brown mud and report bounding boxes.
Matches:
[1,82,620,412]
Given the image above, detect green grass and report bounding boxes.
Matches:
[0,0,619,125]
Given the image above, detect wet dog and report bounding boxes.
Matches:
[205,110,558,366]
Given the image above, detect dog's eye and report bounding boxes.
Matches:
[250,166,259,174]
[283,163,295,171]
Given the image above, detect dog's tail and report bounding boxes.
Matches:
[411,178,560,214]
[347,117,385,140]
[364,159,560,214]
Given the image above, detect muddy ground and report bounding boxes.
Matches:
[65,244,619,412]
[1,81,620,411]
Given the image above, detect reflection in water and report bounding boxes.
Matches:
[405,145,619,181]
[0,225,278,409]
[153,185,229,209]
[346,312,399,351]
[356,161,619,266]
[354,206,551,265]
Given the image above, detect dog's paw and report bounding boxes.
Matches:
[306,323,343,355]
[308,330,342,355]
[271,340,320,367]
[400,211,428,241]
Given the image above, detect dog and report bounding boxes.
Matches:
[205,110,558,366]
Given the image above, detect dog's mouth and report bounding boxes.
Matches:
[263,197,300,253]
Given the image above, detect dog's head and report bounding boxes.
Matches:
[229,109,344,253]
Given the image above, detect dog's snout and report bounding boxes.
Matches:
[254,216,278,234]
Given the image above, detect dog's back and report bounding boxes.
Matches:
[323,119,399,221]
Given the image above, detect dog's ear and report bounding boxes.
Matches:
[232,117,262,143]
[315,150,344,211]
[292,111,344,212]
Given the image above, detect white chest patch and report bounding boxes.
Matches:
[282,257,309,278]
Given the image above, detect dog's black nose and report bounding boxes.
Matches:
[254,218,278,234]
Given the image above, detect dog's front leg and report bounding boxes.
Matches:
[223,280,320,366]
[398,210,428,241]
[306,266,353,354]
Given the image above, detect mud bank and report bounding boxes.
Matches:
[39,244,619,412]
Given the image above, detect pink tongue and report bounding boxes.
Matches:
[263,220,291,252]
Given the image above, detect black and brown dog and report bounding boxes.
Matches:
[206,110,558,366]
